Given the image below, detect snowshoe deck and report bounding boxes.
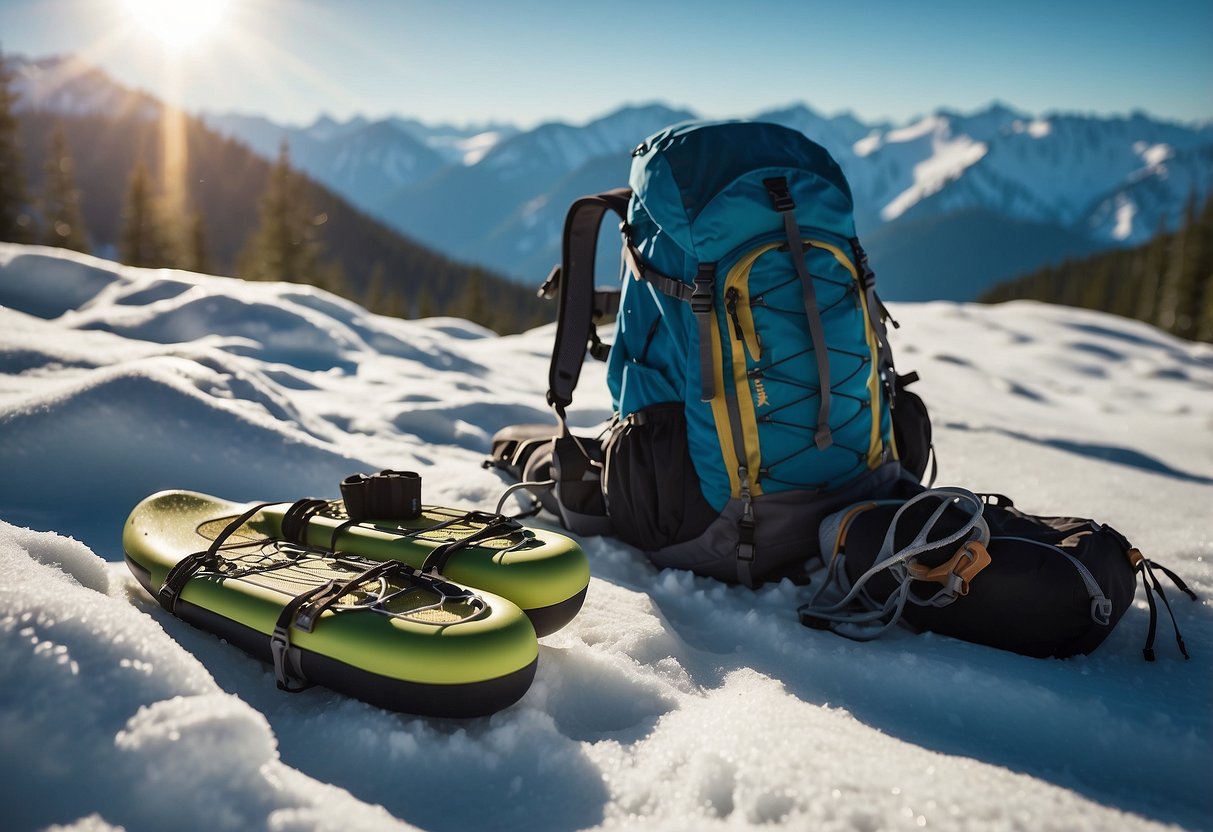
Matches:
[257,498,589,636]
[123,490,538,717]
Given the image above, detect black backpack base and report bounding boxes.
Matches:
[799,489,1197,660]
[641,463,905,587]
[487,411,909,587]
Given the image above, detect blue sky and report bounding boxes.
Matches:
[1,0,1210,128]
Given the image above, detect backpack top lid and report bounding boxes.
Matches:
[629,120,856,266]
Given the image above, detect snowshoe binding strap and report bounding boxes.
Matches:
[158,501,280,614]
[269,560,484,693]
[279,498,330,544]
[421,513,524,574]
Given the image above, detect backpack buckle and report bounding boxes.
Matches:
[1091,596,1113,626]
[737,525,755,562]
[907,540,991,598]
[690,266,715,314]
[763,177,796,213]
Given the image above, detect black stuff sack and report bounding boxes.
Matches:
[798,488,1196,659]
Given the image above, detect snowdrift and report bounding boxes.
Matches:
[1,243,1210,831]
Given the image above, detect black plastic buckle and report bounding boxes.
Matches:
[157,550,207,612]
[294,578,344,632]
[270,623,310,692]
[737,517,756,562]
[849,238,877,288]
[464,510,518,528]
[538,264,561,299]
[763,177,796,213]
[270,624,291,672]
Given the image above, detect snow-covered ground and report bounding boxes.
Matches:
[1,243,1210,832]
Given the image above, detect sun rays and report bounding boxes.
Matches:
[118,0,234,50]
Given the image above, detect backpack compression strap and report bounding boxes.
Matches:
[621,241,717,402]
[543,187,632,417]
[764,177,833,450]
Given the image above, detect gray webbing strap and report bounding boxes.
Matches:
[850,238,896,406]
[624,242,717,400]
[764,177,832,449]
[546,188,632,415]
[690,263,717,402]
[622,242,694,302]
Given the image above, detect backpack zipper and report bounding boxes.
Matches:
[725,287,745,342]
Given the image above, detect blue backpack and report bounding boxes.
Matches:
[491,120,932,586]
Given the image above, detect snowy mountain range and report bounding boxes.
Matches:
[11,54,1213,300]
[255,103,1211,299]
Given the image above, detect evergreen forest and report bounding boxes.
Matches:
[980,191,1213,343]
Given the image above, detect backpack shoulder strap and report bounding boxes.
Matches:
[544,187,632,416]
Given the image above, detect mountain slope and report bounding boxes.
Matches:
[863,208,1106,301]
[373,104,696,260]
[202,112,450,206]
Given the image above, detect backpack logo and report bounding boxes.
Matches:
[753,378,770,408]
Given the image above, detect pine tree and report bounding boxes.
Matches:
[237,141,322,283]
[1191,190,1213,342]
[0,47,33,243]
[1156,191,1198,334]
[120,161,171,267]
[1135,215,1170,326]
[1078,258,1112,311]
[1172,191,1209,340]
[448,269,494,329]
[384,291,407,319]
[185,212,212,274]
[40,123,89,252]
[416,284,437,318]
[1112,249,1145,320]
[364,262,388,312]
[313,260,348,296]
[978,195,1213,343]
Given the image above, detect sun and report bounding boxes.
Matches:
[120,0,233,50]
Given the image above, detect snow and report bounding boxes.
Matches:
[459,131,511,166]
[852,130,883,158]
[1012,119,1053,140]
[1,243,1211,831]
[1112,195,1139,241]
[880,132,990,222]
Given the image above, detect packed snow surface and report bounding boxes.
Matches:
[1,244,1210,832]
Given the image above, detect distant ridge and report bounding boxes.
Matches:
[14,53,1213,302]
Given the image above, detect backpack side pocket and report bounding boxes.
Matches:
[603,402,717,552]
